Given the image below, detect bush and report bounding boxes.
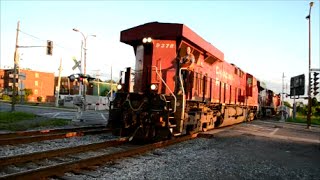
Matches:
[37,96,43,102]
[2,95,11,101]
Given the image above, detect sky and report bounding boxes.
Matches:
[1,0,319,100]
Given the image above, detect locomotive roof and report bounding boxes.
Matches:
[120,21,224,62]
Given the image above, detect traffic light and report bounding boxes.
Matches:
[79,77,84,83]
[313,72,319,96]
[47,40,53,55]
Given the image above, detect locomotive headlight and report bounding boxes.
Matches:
[150,84,158,91]
[142,38,148,43]
[117,84,122,90]
[142,37,152,43]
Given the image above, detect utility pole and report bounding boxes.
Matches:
[55,58,62,107]
[281,72,285,121]
[11,21,20,112]
[110,65,113,98]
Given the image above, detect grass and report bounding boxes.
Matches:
[286,113,320,125]
[0,111,36,123]
[0,111,70,131]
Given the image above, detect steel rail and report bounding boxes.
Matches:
[0,134,198,180]
[0,138,128,167]
[0,128,111,145]
[0,125,107,139]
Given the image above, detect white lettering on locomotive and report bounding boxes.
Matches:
[155,43,175,48]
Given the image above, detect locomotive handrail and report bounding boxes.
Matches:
[179,67,188,120]
[152,66,177,113]
[125,94,145,112]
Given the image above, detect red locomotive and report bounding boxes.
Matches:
[108,22,280,141]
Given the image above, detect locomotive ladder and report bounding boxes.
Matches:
[163,95,176,128]
[152,66,178,133]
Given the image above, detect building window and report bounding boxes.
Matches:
[35,81,38,86]
[35,73,39,78]
[34,89,38,95]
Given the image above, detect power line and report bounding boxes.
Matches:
[19,29,76,51]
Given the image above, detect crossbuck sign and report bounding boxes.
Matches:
[72,57,81,72]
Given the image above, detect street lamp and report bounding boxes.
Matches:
[306,1,314,129]
[72,28,96,75]
[73,28,96,111]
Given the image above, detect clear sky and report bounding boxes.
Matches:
[1,0,319,98]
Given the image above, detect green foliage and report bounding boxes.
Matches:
[311,97,318,106]
[283,101,292,108]
[287,112,320,125]
[24,88,33,101]
[37,96,43,102]
[105,79,117,83]
[2,95,11,101]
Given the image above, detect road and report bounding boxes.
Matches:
[0,102,108,125]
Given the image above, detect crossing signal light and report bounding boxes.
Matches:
[79,77,83,82]
[47,40,53,55]
[314,72,319,96]
[68,74,76,82]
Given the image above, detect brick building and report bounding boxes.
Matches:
[0,69,55,102]
[0,69,5,96]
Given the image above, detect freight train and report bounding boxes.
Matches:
[108,22,280,141]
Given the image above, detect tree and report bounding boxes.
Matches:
[283,101,292,108]
[24,88,33,101]
[311,97,318,107]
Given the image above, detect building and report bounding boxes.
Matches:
[0,68,55,102]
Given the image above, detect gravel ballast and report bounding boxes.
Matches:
[0,134,116,157]
[63,130,319,180]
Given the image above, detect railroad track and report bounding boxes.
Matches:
[0,126,110,145]
[0,134,198,179]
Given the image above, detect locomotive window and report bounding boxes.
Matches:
[178,42,200,63]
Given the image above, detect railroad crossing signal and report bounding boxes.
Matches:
[313,72,319,96]
[67,73,95,83]
[46,40,53,55]
[72,57,81,71]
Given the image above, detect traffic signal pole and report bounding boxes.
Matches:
[306,2,313,129]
